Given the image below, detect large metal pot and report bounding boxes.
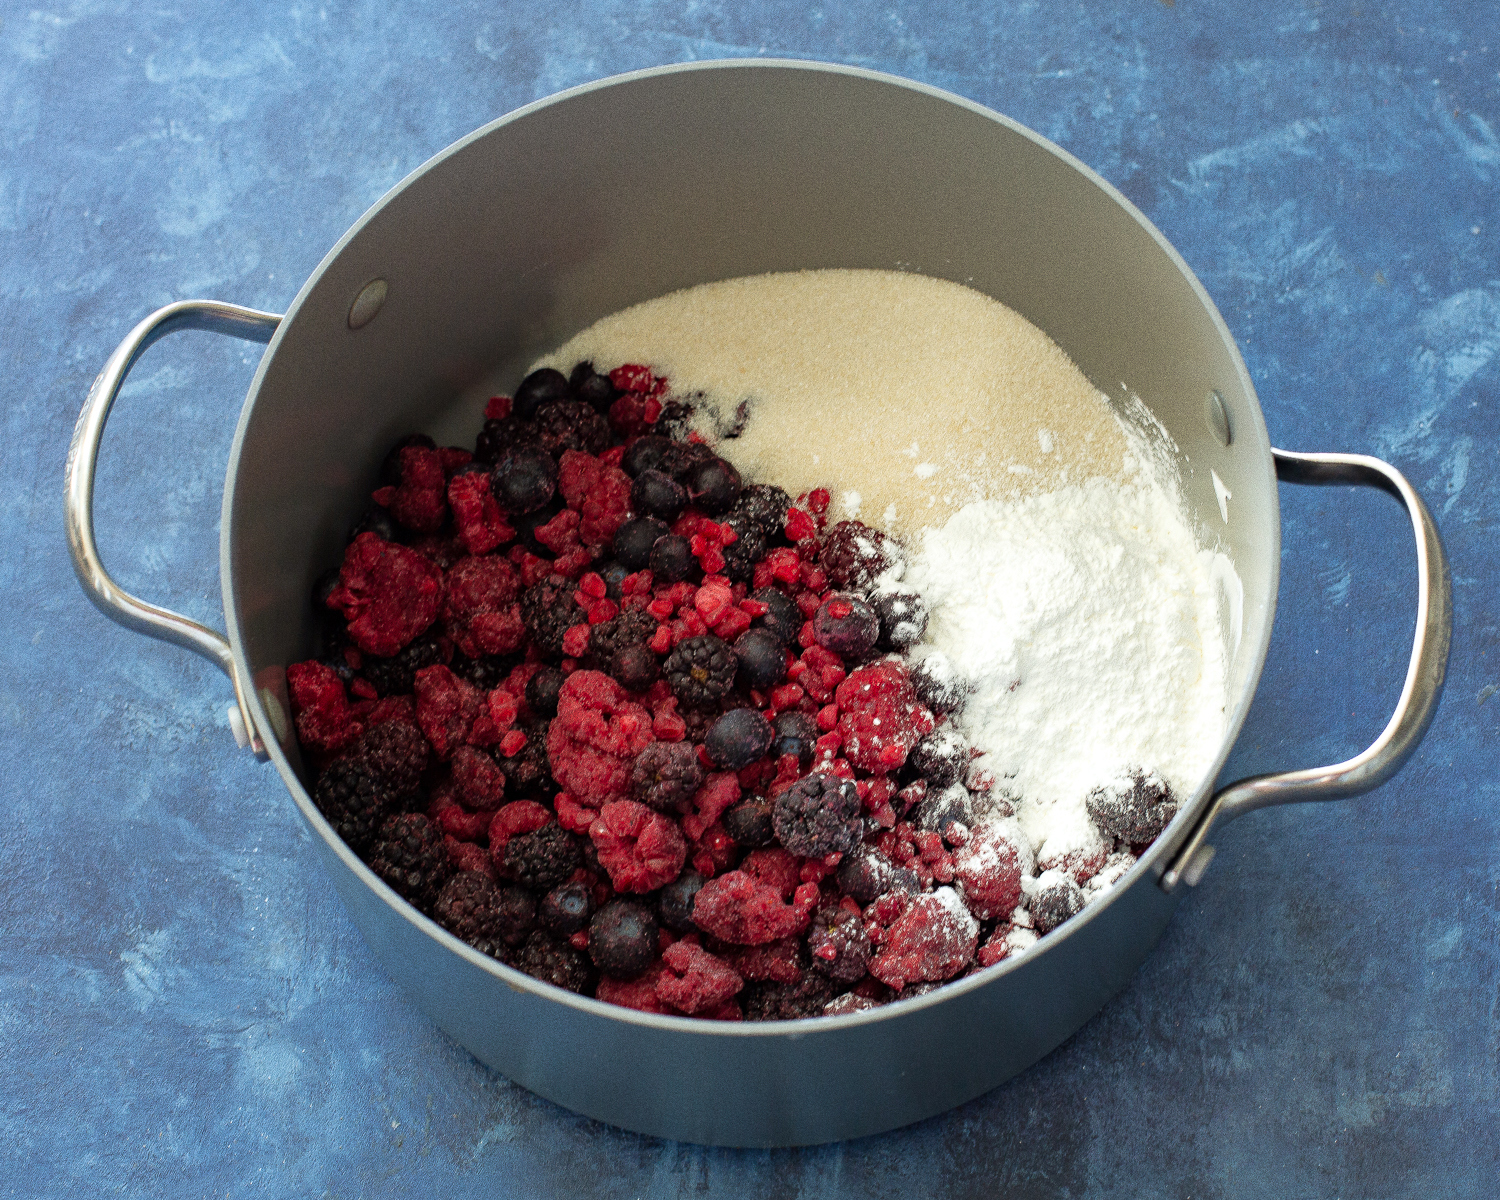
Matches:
[65,61,1450,1147]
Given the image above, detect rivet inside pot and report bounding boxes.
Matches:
[348,278,388,330]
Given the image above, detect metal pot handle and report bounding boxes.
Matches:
[65,300,284,754]
[1160,448,1452,892]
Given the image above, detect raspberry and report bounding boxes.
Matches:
[691,870,819,945]
[1029,869,1086,934]
[712,936,806,984]
[1085,769,1177,843]
[656,941,744,1014]
[412,665,483,759]
[372,444,447,534]
[500,822,582,891]
[545,671,655,810]
[588,898,659,976]
[835,660,934,774]
[446,468,515,555]
[487,798,552,860]
[313,758,399,853]
[682,771,741,842]
[517,930,594,993]
[630,741,705,813]
[287,660,364,754]
[952,820,1027,920]
[741,976,836,1021]
[368,813,453,911]
[662,634,736,710]
[818,520,903,591]
[771,773,862,858]
[557,450,633,546]
[807,905,873,984]
[360,631,446,698]
[442,556,525,659]
[976,909,1039,968]
[521,577,587,658]
[589,800,687,893]
[328,533,443,657]
[595,960,676,1014]
[868,888,978,990]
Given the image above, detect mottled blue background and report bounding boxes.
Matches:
[4,1,1497,1196]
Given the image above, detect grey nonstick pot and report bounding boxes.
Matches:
[65,61,1451,1147]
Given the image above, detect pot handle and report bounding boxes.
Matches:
[1160,448,1452,892]
[65,300,284,755]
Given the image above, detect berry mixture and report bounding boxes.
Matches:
[288,362,1179,1021]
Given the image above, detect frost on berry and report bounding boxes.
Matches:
[544,670,655,813]
[557,450,633,547]
[655,941,744,1014]
[868,888,979,990]
[589,799,687,893]
[834,660,934,774]
[952,819,1030,921]
[442,555,525,659]
[372,445,448,533]
[328,532,444,657]
[413,665,483,759]
[691,870,820,945]
[287,660,364,754]
[447,470,514,555]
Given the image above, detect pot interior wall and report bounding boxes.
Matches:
[227,60,1275,822]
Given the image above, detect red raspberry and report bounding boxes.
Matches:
[691,870,820,945]
[286,660,363,754]
[545,670,655,809]
[1036,840,1108,887]
[442,556,524,659]
[328,533,443,657]
[713,936,805,984]
[835,660,934,773]
[413,665,483,759]
[487,799,551,859]
[557,450,633,547]
[783,507,816,542]
[433,804,491,843]
[595,960,676,1014]
[445,836,495,878]
[446,471,514,556]
[688,821,738,878]
[535,508,583,558]
[655,941,744,1014]
[499,729,527,758]
[372,445,447,533]
[608,363,661,394]
[589,800,687,893]
[868,888,979,990]
[682,771,740,842]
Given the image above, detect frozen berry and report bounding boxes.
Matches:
[750,587,801,646]
[656,940,744,1014]
[807,906,873,984]
[314,759,400,854]
[729,485,792,542]
[909,726,968,789]
[368,813,453,911]
[683,457,742,514]
[1085,769,1177,843]
[570,361,616,411]
[953,820,1028,920]
[474,415,540,464]
[719,514,765,583]
[836,844,920,905]
[659,870,706,933]
[491,445,558,514]
[913,784,975,838]
[741,976,836,1021]
[631,741,705,813]
[620,434,675,478]
[536,399,614,458]
[648,534,699,584]
[597,560,630,600]
[663,635,737,710]
[354,720,430,795]
[910,651,969,716]
[733,628,787,691]
[378,432,437,487]
[1029,870,1086,934]
[525,666,566,718]
[514,367,571,419]
[347,503,400,544]
[520,577,586,658]
[631,469,687,522]
[875,591,929,651]
[610,643,660,692]
[771,710,818,767]
[836,660,935,774]
[812,593,880,660]
[819,520,903,590]
[588,608,658,664]
[518,930,594,993]
[451,651,518,692]
[772,773,862,858]
[538,880,595,937]
[722,797,776,848]
[868,888,978,990]
[704,708,774,771]
[613,516,669,572]
[360,629,445,697]
[501,821,582,891]
[589,899,659,977]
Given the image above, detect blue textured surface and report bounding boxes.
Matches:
[5,2,1498,1196]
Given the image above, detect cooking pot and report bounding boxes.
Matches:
[65,61,1451,1147]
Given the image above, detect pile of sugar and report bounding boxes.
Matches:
[533,269,1129,536]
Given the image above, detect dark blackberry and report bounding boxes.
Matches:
[1085,769,1177,842]
[535,399,614,457]
[630,469,687,522]
[378,432,436,487]
[631,741,705,813]
[719,516,765,583]
[771,710,819,768]
[819,520,903,591]
[501,822,582,891]
[729,485,792,542]
[355,720,430,795]
[1030,874,1086,934]
[750,587,801,646]
[514,367,571,419]
[450,651,518,692]
[704,708,774,770]
[588,899,659,977]
[314,758,399,854]
[597,560,630,600]
[658,870,705,933]
[474,415,539,464]
[807,906,873,984]
[518,930,595,993]
[913,784,975,839]
[435,871,509,943]
[684,456,741,514]
[359,628,445,697]
[569,361,617,412]
[772,773,863,858]
[588,607,658,664]
[538,880,595,937]
[520,578,586,658]
[812,593,879,660]
[733,628,787,691]
[875,591,929,651]
[368,813,453,911]
[502,721,556,799]
[648,534,700,584]
[908,726,968,790]
[493,884,540,947]
[909,651,970,716]
[525,668,566,718]
[347,503,400,544]
[612,516,669,572]
[610,644,660,692]
[721,797,776,849]
[663,635,737,710]
[491,445,558,514]
[836,845,920,905]
[742,975,836,1022]
[620,434,675,478]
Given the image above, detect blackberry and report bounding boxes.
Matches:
[908,726,968,790]
[347,503,400,544]
[733,629,786,693]
[535,399,613,458]
[514,367,572,419]
[502,720,556,798]
[704,708,774,771]
[613,516,669,572]
[684,456,742,514]
[658,438,716,480]
[719,516,765,583]
[721,797,776,848]
[836,845,920,905]
[742,976,836,1022]
[620,434,675,478]
[588,607,658,664]
[491,445,558,514]
[819,521,903,591]
[474,415,539,464]
[355,720,430,795]
[663,635,737,710]
[807,906,873,984]
[450,651,518,692]
[588,899,659,977]
[610,644,660,692]
[630,469,687,522]
[631,741,705,813]
[520,578,586,658]
[875,590,929,651]
[569,361,616,412]
[538,880,595,937]
[771,710,819,767]
[1085,769,1177,843]
[360,628,445,697]
[772,773,863,858]
[909,651,970,716]
[378,432,436,487]
[493,884,540,946]
[658,870,705,933]
[648,534,700,584]
[750,587,801,646]
[518,930,595,993]
[501,822,582,891]
[368,813,453,911]
[314,759,399,854]
[1030,873,1086,934]
[728,484,792,542]
[913,784,975,839]
[812,593,879,660]
[525,667,566,718]
[435,871,508,943]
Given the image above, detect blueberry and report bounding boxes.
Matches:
[813,593,880,660]
[610,643,660,692]
[569,361,616,412]
[684,456,742,515]
[347,503,400,544]
[621,434,675,478]
[909,726,967,789]
[613,516,670,572]
[733,628,787,691]
[311,567,342,610]
[772,710,818,767]
[631,469,688,522]
[538,880,595,937]
[588,899,659,976]
[722,797,776,848]
[596,560,630,600]
[658,871,705,933]
[648,534,700,583]
[491,445,558,514]
[751,587,801,646]
[514,368,571,419]
[875,590,929,651]
[378,432,436,487]
[525,666,566,718]
[704,708,775,770]
[910,651,970,716]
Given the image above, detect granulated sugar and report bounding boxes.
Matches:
[533,269,1128,536]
